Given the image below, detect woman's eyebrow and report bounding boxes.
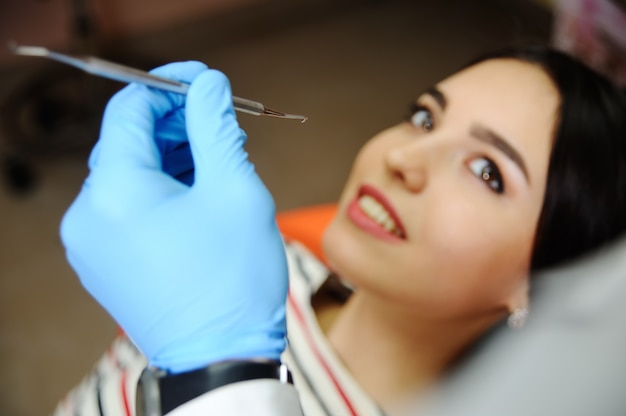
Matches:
[423,86,447,110]
[470,125,530,184]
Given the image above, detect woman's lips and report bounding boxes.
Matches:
[346,184,407,242]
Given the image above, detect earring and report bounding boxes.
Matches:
[507,308,528,329]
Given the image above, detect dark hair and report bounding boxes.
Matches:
[470,46,626,271]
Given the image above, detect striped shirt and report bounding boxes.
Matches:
[53,241,383,415]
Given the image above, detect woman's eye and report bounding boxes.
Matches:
[407,104,434,132]
[469,157,505,194]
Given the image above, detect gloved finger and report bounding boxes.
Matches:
[90,61,208,173]
[149,61,209,85]
[184,69,250,188]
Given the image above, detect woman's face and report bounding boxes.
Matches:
[323,59,559,320]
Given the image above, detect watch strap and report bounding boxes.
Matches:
[150,360,292,414]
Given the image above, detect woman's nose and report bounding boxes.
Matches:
[385,144,428,192]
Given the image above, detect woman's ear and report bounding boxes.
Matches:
[505,276,530,314]
[505,276,530,329]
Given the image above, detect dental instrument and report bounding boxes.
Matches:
[10,43,307,123]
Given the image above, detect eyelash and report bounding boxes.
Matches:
[405,102,505,194]
[469,157,505,194]
[407,103,435,132]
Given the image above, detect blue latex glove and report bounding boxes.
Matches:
[60,61,289,374]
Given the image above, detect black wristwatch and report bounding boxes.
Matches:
[136,360,293,416]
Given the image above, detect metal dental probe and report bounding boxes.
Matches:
[10,43,308,123]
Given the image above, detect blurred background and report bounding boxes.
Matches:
[0,0,621,414]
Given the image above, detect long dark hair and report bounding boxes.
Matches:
[470,46,626,271]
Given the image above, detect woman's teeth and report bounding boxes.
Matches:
[358,194,403,237]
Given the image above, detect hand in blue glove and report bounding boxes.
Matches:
[60,61,288,374]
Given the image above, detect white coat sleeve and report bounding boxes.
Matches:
[168,379,304,416]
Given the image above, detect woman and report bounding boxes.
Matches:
[55,45,626,415]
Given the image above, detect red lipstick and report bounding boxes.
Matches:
[346,184,406,242]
